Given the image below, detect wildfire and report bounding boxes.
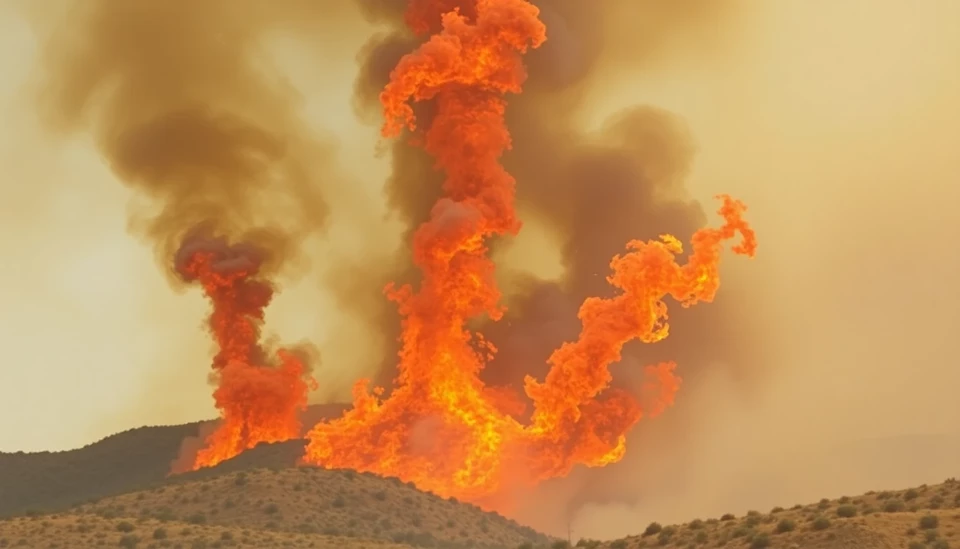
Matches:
[298,0,757,505]
[175,230,317,470]
[169,0,757,507]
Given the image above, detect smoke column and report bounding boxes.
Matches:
[29,0,331,465]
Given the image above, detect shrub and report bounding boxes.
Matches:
[908,542,926,549]
[116,522,135,533]
[695,531,708,543]
[186,512,206,525]
[720,513,735,521]
[812,516,831,531]
[263,503,279,515]
[689,519,704,529]
[643,523,662,536]
[919,514,939,529]
[836,505,857,518]
[883,500,905,513]
[904,489,919,501]
[749,533,770,548]
[776,519,796,533]
[118,535,139,548]
[152,528,167,540]
[609,541,626,549]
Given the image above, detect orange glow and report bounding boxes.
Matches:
[301,0,756,506]
[176,238,316,470]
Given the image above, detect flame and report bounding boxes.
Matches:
[301,0,757,506]
[176,238,317,470]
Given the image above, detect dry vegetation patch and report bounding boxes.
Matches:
[591,477,960,549]
[0,512,416,549]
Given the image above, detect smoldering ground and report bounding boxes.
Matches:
[3,0,960,540]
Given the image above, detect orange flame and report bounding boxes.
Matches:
[176,236,317,470]
[301,0,756,505]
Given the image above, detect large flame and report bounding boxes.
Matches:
[175,231,317,470]
[300,0,756,505]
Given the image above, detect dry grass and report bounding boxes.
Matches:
[0,467,550,549]
[0,512,413,548]
[591,477,960,549]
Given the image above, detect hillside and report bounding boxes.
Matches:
[0,468,552,549]
[594,478,960,549]
[0,404,347,518]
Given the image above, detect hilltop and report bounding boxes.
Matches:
[0,467,551,549]
[593,478,960,549]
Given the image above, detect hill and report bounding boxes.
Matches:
[594,478,960,549]
[0,467,552,549]
[0,404,347,518]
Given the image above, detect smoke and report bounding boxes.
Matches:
[27,0,337,280]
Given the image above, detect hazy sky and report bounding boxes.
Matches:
[1,0,959,537]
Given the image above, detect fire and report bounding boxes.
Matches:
[300,0,756,504]
[175,231,317,470]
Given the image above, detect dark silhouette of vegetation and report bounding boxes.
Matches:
[836,504,857,517]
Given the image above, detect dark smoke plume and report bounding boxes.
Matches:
[29,0,335,280]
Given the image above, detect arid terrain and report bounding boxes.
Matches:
[2,434,958,549]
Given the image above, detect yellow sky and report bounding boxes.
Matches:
[1,0,959,536]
